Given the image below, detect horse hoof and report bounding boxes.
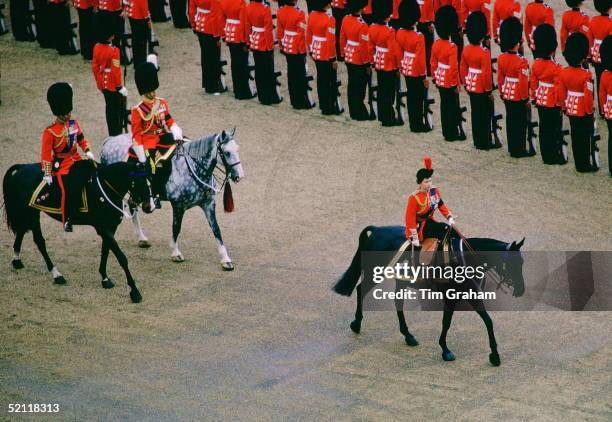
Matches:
[221,261,234,271]
[489,352,501,367]
[130,289,142,303]
[405,335,419,347]
[54,276,67,285]
[11,259,24,270]
[350,320,361,334]
[442,350,456,362]
[138,240,151,248]
[101,278,115,289]
[171,255,185,263]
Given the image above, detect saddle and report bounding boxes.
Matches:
[29,179,89,215]
[390,236,454,284]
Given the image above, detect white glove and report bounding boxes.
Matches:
[448,216,455,226]
[85,151,95,160]
[43,176,53,185]
[118,86,128,97]
[146,53,159,70]
[133,144,147,163]
[411,238,420,248]
[170,124,183,141]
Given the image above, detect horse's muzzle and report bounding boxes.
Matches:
[232,176,242,183]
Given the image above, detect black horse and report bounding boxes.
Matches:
[3,161,153,303]
[333,225,526,366]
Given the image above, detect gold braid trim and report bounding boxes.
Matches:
[135,99,161,135]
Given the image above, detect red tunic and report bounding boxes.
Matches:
[131,98,176,150]
[460,44,492,93]
[492,0,521,41]
[220,0,247,43]
[560,9,591,52]
[600,70,612,120]
[369,24,400,71]
[331,0,345,8]
[277,4,307,55]
[245,2,274,51]
[417,0,434,23]
[73,0,94,9]
[405,188,451,241]
[340,15,371,65]
[41,119,90,176]
[92,43,122,92]
[189,0,225,36]
[588,15,612,64]
[431,39,459,88]
[529,58,562,108]
[558,66,594,117]
[124,0,149,20]
[461,0,491,35]
[97,0,122,11]
[307,10,336,61]
[396,28,426,77]
[497,51,529,101]
[523,1,554,50]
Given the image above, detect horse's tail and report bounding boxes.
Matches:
[332,226,375,296]
[3,165,26,234]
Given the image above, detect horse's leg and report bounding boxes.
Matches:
[350,284,363,333]
[199,197,234,271]
[31,215,66,285]
[439,299,457,361]
[471,299,500,366]
[170,203,185,262]
[12,230,26,269]
[132,209,150,248]
[99,238,114,289]
[395,281,418,346]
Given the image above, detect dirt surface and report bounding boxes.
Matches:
[0,1,610,420]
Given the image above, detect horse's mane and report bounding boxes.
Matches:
[183,134,217,158]
[468,237,510,252]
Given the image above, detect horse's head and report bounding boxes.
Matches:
[500,237,526,297]
[218,127,244,183]
[128,164,154,214]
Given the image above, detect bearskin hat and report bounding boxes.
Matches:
[565,0,583,8]
[434,5,459,39]
[346,0,368,13]
[533,24,558,59]
[416,157,434,184]
[465,11,487,45]
[372,0,393,22]
[47,82,73,116]
[602,36,612,72]
[398,0,420,29]
[94,10,118,43]
[135,62,159,95]
[594,0,611,15]
[563,32,589,67]
[309,0,331,11]
[499,17,522,52]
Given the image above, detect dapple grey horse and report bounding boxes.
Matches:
[100,129,244,270]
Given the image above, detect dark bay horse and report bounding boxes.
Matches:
[3,161,152,302]
[333,225,526,366]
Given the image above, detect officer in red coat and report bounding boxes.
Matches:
[523,0,554,54]
[599,36,612,176]
[461,0,491,41]
[125,0,152,66]
[590,0,611,115]
[48,0,79,55]
[74,0,95,60]
[492,0,520,45]
[331,0,347,59]
[560,0,592,53]
[41,83,95,231]
[416,0,434,75]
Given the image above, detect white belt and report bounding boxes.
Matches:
[468,67,482,74]
[196,7,210,13]
[312,35,326,42]
[103,68,111,73]
[504,77,519,83]
[403,52,415,58]
[607,95,612,101]
[376,47,389,53]
[438,63,450,69]
[347,40,359,46]
[538,82,554,88]
[284,30,298,36]
[252,26,265,33]
[594,38,602,45]
[567,90,584,97]
[226,19,240,24]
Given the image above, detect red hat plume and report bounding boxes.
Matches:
[423,156,432,170]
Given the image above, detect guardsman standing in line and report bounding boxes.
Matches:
[189,0,227,95]
[246,0,283,104]
[278,0,315,109]
[434,0,464,61]
[589,0,612,115]
[560,0,591,53]
[461,11,498,150]
[492,0,520,46]
[74,0,95,60]
[461,0,491,38]
[33,0,54,49]
[369,0,402,126]
[125,0,152,66]
[599,35,612,176]
[396,0,431,132]
[49,0,79,55]
[97,0,125,50]
[523,0,554,56]
[92,13,129,137]
[431,5,465,141]
[559,32,598,173]
[498,17,534,158]
[9,0,36,41]
[221,0,255,99]
[340,0,371,120]
[307,0,341,115]
[41,83,95,232]
[530,23,566,165]
[331,0,347,59]
[416,0,434,75]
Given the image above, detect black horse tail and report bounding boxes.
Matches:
[332,226,375,296]
[3,165,27,234]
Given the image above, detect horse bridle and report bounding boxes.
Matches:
[96,169,150,219]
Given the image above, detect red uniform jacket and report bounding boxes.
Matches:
[498,51,529,101]
[41,119,90,176]
[434,0,463,27]
[307,10,336,61]
[492,0,521,41]
[460,44,492,93]
[331,0,345,8]
[369,24,400,71]
[220,0,247,43]
[600,70,612,120]
[462,0,491,35]
[558,66,594,116]
[523,1,554,50]
[588,15,612,64]
[277,4,307,54]
[396,28,426,77]
[245,2,274,51]
[530,58,562,108]
[431,39,459,88]
[560,9,591,52]
[189,0,225,36]
[418,0,434,23]
[405,187,451,241]
[340,14,371,65]
[98,0,122,11]
[131,98,176,150]
[73,0,94,9]
[124,0,149,20]
[92,43,122,92]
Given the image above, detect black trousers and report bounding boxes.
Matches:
[253,50,282,105]
[504,100,529,157]
[417,22,433,76]
[569,114,596,173]
[537,106,565,164]
[9,0,36,41]
[438,86,463,140]
[377,70,398,126]
[129,18,150,66]
[61,161,95,222]
[469,92,494,149]
[77,7,94,59]
[49,2,77,55]
[228,43,254,99]
[33,0,53,48]
[170,0,190,28]
[315,60,339,114]
[423,220,455,241]
[103,90,124,137]
[405,76,428,131]
[197,33,225,93]
[346,63,369,120]
[331,7,346,60]
[286,53,313,109]
[149,0,170,22]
